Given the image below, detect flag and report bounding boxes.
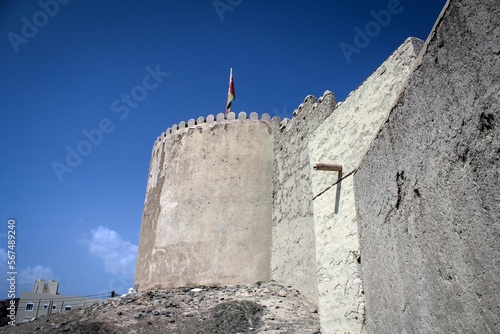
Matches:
[225,68,235,115]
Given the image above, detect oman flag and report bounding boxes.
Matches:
[225,68,235,115]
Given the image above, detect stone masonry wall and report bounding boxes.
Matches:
[308,37,423,334]
[135,112,279,291]
[271,91,336,305]
[354,0,500,332]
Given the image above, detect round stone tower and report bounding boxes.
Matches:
[135,112,280,291]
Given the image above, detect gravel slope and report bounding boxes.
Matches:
[1,281,320,334]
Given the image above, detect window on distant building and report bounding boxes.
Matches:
[52,304,57,310]
[65,305,72,311]
[26,303,34,311]
[43,304,48,309]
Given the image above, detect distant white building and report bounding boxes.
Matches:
[16,279,101,324]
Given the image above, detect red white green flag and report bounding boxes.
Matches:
[225,68,235,115]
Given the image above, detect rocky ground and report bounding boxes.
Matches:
[1,281,320,333]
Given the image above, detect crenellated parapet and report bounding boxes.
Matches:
[151,89,336,156]
[278,90,336,130]
[151,112,282,157]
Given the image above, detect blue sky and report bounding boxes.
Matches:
[0,0,446,298]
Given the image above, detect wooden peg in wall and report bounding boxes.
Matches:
[313,163,343,172]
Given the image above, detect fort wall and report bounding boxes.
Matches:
[308,37,423,333]
[354,0,500,332]
[271,91,336,305]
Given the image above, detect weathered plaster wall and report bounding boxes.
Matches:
[354,0,500,332]
[135,113,278,291]
[271,91,336,305]
[308,37,423,334]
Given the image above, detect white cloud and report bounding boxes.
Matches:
[85,226,137,279]
[19,265,58,284]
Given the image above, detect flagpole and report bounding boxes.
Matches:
[225,69,229,115]
[228,68,232,114]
